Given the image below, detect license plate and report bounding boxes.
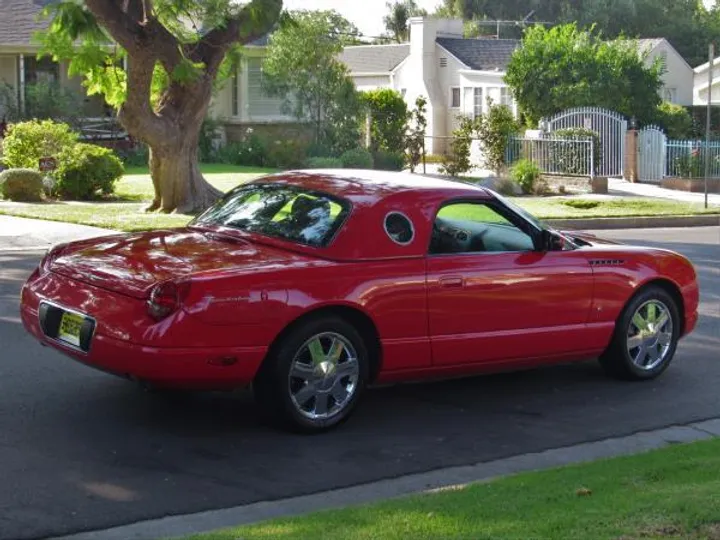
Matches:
[58,311,84,347]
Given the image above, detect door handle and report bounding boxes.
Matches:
[439,276,464,288]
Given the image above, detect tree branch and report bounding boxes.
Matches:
[84,0,145,52]
[189,0,283,76]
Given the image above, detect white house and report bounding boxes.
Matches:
[340,18,694,153]
[693,56,720,105]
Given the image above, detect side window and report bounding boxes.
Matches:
[430,202,535,254]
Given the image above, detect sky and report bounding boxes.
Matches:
[283,0,444,39]
[284,0,717,40]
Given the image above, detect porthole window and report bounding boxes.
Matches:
[384,212,414,245]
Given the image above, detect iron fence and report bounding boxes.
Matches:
[666,140,720,178]
[506,136,595,177]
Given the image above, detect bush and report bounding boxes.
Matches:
[118,143,149,167]
[2,119,78,170]
[406,96,428,173]
[654,102,693,139]
[440,116,476,177]
[265,138,308,168]
[476,103,519,173]
[215,135,269,166]
[305,157,344,169]
[199,117,223,162]
[54,143,124,200]
[551,127,602,175]
[362,88,409,154]
[373,149,405,171]
[340,147,374,169]
[510,158,541,194]
[0,168,44,201]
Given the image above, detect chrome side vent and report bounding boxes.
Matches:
[589,259,626,267]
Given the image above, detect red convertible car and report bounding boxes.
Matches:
[20,170,699,432]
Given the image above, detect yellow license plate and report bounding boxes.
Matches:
[58,312,84,347]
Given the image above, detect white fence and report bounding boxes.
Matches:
[506,136,595,177]
[666,140,720,179]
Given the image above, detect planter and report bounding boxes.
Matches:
[661,177,720,193]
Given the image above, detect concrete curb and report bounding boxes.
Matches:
[547,214,720,230]
[51,418,720,540]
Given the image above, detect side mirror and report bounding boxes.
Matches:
[536,229,564,252]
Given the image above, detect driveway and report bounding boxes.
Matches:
[0,226,718,540]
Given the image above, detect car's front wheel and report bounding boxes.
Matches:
[254,316,369,433]
[599,285,681,380]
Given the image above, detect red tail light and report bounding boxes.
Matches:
[147,281,191,321]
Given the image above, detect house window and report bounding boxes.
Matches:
[246,57,285,118]
[500,87,513,108]
[473,87,483,119]
[450,87,460,108]
[24,56,59,85]
[440,57,448,68]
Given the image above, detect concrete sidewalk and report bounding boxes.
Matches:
[609,178,720,205]
[0,215,115,251]
[52,418,720,540]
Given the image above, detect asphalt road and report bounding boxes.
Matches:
[1,227,718,540]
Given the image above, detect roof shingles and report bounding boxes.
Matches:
[0,0,52,46]
[436,38,520,71]
[339,44,409,74]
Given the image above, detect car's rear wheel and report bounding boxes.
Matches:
[599,285,680,381]
[254,316,369,432]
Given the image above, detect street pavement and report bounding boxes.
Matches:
[0,226,718,540]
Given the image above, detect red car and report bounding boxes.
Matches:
[20,170,699,432]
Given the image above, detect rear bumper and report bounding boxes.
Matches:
[21,301,267,390]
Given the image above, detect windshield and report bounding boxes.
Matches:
[191,184,351,248]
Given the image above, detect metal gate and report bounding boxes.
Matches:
[637,125,667,183]
[542,107,627,177]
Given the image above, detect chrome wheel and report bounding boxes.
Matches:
[288,332,359,421]
[626,299,674,371]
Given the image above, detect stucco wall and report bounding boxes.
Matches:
[352,74,392,92]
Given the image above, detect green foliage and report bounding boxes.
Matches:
[305,157,344,169]
[383,0,427,43]
[0,83,20,121]
[265,138,308,168]
[0,169,44,202]
[199,117,223,162]
[54,143,124,200]
[1,120,78,170]
[654,102,693,139]
[263,10,364,153]
[441,115,476,177]
[476,102,519,173]
[340,147,374,169]
[562,199,601,210]
[552,127,602,175]
[373,149,406,171]
[672,151,704,178]
[26,81,85,125]
[215,137,269,167]
[505,24,663,126]
[510,158,541,194]
[118,144,150,167]
[362,88,409,154]
[406,96,428,173]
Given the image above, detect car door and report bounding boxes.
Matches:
[426,199,599,366]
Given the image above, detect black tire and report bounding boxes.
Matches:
[599,285,680,381]
[253,316,369,433]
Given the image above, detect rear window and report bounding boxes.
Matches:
[192,184,351,248]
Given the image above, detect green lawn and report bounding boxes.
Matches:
[178,439,720,540]
[0,167,717,232]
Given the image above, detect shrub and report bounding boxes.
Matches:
[340,147,374,169]
[199,117,223,162]
[476,103,519,173]
[550,128,602,175]
[118,143,149,167]
[563,199,601,209]
[440,116,476,177]
[215,135,269,167]
[373,149,405,171]
[265,138,308,168]
[406,96,428,173]
[304,157,344,169]
[654,102,693,139]
[494,177,520,196]
[0,168,44,201]
[362,88,409,154]
[510,158,541,194]
[2,119,78,170]
[54,143,124,200]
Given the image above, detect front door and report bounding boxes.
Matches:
[426,200,596,366]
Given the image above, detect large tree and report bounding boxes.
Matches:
[40,0,283,213]
[383,1,427,43]
[262,10,364,154]
[505,23,663,125]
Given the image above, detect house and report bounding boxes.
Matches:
[340,18,694,153]
[692,56,720,105]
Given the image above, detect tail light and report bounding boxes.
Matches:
[147,281,191,321]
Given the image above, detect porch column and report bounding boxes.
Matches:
[18,54,25,114]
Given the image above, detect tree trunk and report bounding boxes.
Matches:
[146,130,222,214]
